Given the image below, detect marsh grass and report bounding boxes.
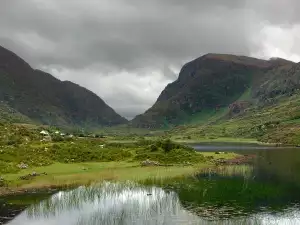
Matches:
[199,165,254,180]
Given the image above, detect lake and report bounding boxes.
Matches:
[3,144,300,225]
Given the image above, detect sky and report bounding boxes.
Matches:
[1,0,300,119]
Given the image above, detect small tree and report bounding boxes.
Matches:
[162,139,173,153]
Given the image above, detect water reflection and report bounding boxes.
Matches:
[7,146,300,225]
[8,182,201,225]
[7,181,300,225]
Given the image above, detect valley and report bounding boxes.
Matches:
[2,46,300,224]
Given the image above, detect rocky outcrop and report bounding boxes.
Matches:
[140,159,160,167]
[228,101,252,116]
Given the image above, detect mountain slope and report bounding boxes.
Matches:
[164,59,300,145]
[0,45,127,127]
[131,54,295,128]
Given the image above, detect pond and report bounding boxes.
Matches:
[3,145,300,225]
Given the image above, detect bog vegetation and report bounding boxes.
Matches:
[0,123,207,175]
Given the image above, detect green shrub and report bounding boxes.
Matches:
[150,144,158,152]
[0,161,19,174]
[52,135,64,142]
[161,139,173,153]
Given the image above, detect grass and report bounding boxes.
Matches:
[200,152,240,160]
[0,150,239,195]
[174,137,263,144]
[0,161,211,195]
[182,107,229,125]
[169,94,300,146]
[1,124,239,195]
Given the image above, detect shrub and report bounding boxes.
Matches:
[161,139,173,153]
[150,144,158,152]
[52,135,64,142]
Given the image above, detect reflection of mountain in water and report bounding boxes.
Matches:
[7,181,300,225]
[253,149,300,187]
[8,182,201,225]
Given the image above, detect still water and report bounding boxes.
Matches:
[5,145,300,225]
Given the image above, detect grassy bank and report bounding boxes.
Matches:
[0,124,240,195]
[0,151,239,196]
[0,161,213,196]
[173,137,265,145]
[168,94,300,146]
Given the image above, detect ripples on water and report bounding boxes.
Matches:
[6,181,300,225]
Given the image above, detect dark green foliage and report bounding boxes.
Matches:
[49,140,133,163]
[134,140,204,164]
[0,124,208,174]
[149,144,158,152]
[161,139,173,153]
[52,135,64,142]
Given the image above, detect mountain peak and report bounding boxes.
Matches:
[131,53,296,128]
[0,45,127,128]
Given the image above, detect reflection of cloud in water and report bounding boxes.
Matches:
[7,182,201,225]
[7,182,300,225]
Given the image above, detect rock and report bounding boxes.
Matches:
[17,162,28,169]
[19,175,31,180]
[229,101,252,116]
[19,172,46,180]
[31,171,37,176]
[140,159,160,167]
[42,135,52,142]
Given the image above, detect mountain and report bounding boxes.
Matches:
[131,54,295,128]
[0,45,127,127]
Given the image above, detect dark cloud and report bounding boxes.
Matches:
[1,0,300,118]
[0,0,251,70]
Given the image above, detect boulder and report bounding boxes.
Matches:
[17,162,28,169]
[140,159,160,167]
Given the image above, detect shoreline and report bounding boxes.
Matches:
[0,163,213,197]
[0,151,239,197]
[174,138,287,147]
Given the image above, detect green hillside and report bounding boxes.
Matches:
[0,46,127,129]
[131,54,294,128]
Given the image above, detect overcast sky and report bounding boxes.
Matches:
[1,0,300,119]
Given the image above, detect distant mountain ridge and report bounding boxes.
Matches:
[131,53,296,128]
[0,45,127,127]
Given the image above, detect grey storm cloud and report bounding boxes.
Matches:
[1,0,300,119]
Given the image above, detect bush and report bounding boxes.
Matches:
[6,137,22,146]
[52,135,64,142]
[135,139,204,164]
[161,139,173,153]
[49,140,133,163]
[150,144,158,152]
